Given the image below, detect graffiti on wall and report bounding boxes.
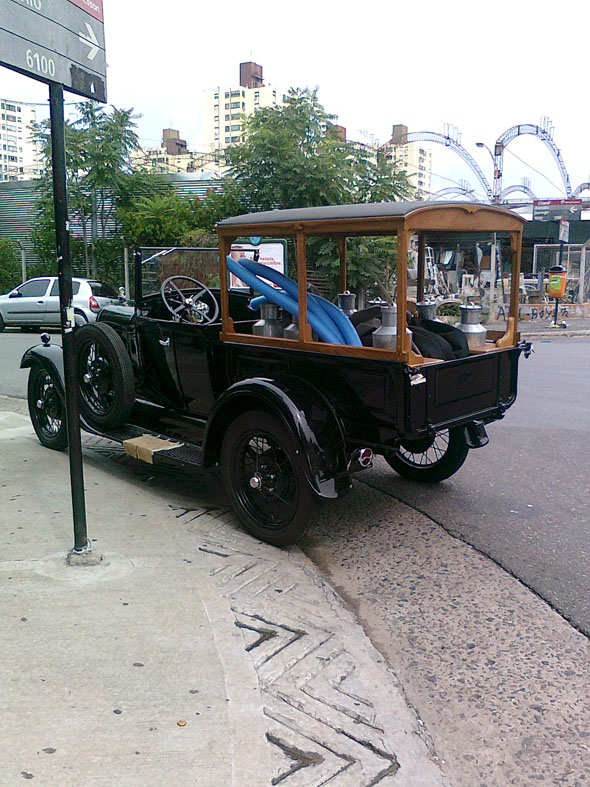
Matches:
[494,303,570,322]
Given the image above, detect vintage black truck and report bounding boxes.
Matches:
[22,201,531,545]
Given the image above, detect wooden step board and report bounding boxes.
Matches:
[123,434,203,468]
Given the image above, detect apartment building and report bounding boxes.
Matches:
[133,128,193,174]
[202,62,284,153]
[0,99,42,182]
[384,124,432,198]
[131,128,223,177]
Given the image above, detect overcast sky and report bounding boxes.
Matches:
[2,0,589,201]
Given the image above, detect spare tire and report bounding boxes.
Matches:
[75,322,135,429]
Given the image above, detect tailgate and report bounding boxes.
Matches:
[404,348,521,435]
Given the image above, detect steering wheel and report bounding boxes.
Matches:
[160,276,219,324]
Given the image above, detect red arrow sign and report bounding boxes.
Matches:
[67,0,104,23]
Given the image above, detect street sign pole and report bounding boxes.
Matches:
[49,82,89,554]
[1,0,107,558]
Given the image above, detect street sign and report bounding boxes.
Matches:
[533,199,582,222]
[0,0,106,101]
[68,0,103,22]
[559,220,570,243]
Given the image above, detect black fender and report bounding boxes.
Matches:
[20,344,65,400]
[202,377,349,499]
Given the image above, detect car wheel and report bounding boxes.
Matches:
[386,427,469,482]
[74,311,88,327]
[220,410,317,546]
[27,365,68,451]
[0,313,5,332]
[75,322,135,429]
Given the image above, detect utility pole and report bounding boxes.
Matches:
[17,240,27,283]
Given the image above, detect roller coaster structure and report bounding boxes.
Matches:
[399,122,586,204]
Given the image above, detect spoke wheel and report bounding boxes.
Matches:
[386,427,469,482]
[28,366,68,451]
[75,323,135,429]
[221,410,317,546]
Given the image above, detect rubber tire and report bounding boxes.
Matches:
[27,365,68,451]
[220,410,317,547]
[386,427,469,483]
[0,313,5,332]
[75,322,135,429]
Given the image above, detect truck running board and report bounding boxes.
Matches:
[122,434,203,468]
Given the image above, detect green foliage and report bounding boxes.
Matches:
[30,102,169,272]
[0,238,20,293]
[437,302,460,317]
[226,88,413,212]
[28,91,414,299]
[119,191,196,247]
[192,181,245,232]
[225,88,413,293]
[182,228,218,248]
[308,235,398,297]
[119,179,245,248]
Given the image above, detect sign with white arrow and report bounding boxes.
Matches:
[0,0,107,101]
[79,21,99,60]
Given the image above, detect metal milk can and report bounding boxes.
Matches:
[337,290,357,316]
[252,303,284,337]
[283,319,299,340]
[455,302,487,349]
[416,298,439,322]
[416,298,437,320]
[372,304,398,349]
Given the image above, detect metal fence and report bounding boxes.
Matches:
[532,243,589,303]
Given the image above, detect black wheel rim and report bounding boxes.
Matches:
[232,430,298,530]
[32,370,63,439]
[397,430,450,468]
[77,339,115,416]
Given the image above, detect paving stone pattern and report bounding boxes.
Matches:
[171,502,449,786]
[84,430,448,786]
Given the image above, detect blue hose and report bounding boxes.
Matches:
[309,293,361,346]
[230,257,361,346]
[226,256,344,344]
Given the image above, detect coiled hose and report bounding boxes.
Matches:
[226,256,361,346]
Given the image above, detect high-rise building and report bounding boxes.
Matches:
[202,62,284,153]
[0,98,42,182]
[131,128,221,176]
[384,124,432,199]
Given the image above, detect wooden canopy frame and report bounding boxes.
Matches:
[216,202,526,366]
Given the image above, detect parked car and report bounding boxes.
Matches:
[0,277,119,332]
[21,201,532,546]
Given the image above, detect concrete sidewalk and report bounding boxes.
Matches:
[0,410,449,787]
[487,315,590,338]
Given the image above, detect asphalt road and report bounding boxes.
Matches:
[2,328,589,634]
[296,335,590,785]
[356,335,590,636]
[0,328,60,399]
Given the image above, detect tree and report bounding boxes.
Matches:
[119,179,246,248]
[30,102,168,279]
[192,181,245,233]
[0,238,20,293]
[225,88,413,294]
[226,88,413,212]
[119,192,196,247]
